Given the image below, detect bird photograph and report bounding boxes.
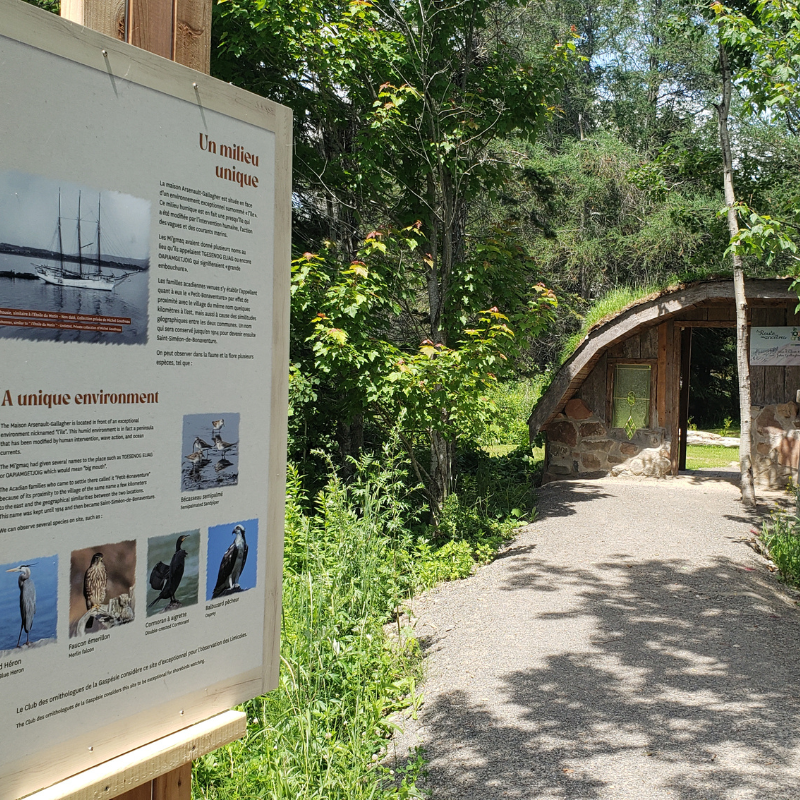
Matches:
[69,540,136,637]
[146,530,199,615]
[207,519,258,601]
[0,555,58,655]
[181,412,240,492]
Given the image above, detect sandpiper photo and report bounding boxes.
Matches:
[0,555,58,657]
[181,412,240,492]
[0,170,150,345]
[206,519,258,601]
[68,541,136,638]
[146,530,200,615]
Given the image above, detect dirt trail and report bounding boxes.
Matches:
[389,474,800,799]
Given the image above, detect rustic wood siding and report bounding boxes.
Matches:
[751,307,790,406]
[576,353,607,421]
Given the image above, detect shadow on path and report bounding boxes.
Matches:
[412,557,799,799]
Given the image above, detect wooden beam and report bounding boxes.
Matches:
[26,711,245,800]
[128,0,173,60]
[670,322,681,475]
[60,0,126,39]
[678,327,692,470]
[174,0,211,74]
[657,322,667,428]
[675,320,736,328]
[62,0,211,73]
[153,763,192,800]
[115,785,152,800]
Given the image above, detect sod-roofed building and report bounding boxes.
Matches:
[528,278,800,487]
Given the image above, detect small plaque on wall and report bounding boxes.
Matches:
[750,327,800,366]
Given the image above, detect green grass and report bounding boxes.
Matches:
[685,444,739,470]
[477,377,548,451]
[558,269,735,365]
[704,426,741,437]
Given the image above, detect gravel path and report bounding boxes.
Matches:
[388,473,800,800]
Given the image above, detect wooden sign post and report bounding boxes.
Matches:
[0,1,290,798]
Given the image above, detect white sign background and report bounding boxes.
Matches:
[0,4,290,797]
[750,326,800,366]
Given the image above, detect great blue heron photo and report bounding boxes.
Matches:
[69,541,136,637]
[146,530,200,615]
[181,412,240,492]
[206,519,258,601]
[0,555,57,655]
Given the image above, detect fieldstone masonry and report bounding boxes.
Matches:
[544,398,672,483]
[752,402,800,489]
[544,399,800,487]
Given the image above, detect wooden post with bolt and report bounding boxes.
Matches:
[61,0,212,75]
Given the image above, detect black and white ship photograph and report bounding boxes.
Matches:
[0,170,150,344]
[181,412,240,492]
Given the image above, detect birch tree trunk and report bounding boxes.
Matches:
[716,41,756,508]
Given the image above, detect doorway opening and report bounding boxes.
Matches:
[678,326,740,472]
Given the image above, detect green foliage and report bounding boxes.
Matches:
[760,508,800,585]
[477,377,548,450]
[292,230,556,512]
[688,327,740,429]
[20,0,59,12]
[194,441,534,799]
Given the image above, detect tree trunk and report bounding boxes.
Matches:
[429,429,450,521]
[716,41,756,508]
[336,413,363,478]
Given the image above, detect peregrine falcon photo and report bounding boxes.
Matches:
[69,541,136,637]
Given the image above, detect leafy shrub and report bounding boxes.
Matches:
[477,377,547,450]
[760,510,800,585]
[194,441,530,799]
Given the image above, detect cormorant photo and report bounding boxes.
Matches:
[212,525,248,598]
[6,564,36,647]
[83,552,107,610]
[148,534,190,610]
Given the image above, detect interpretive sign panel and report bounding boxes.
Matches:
[750,327,800,366]
[0,2,291,797]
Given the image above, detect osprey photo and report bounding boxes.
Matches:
[206,518,258,601]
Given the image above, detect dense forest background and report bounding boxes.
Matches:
[208,0,800,511]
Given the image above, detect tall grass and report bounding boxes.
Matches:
[760,506,800,586]
[558,268,735,365]
[477,376,548,451]
[193,440,535,799]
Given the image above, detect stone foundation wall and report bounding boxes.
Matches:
[752,402,800,489]
[544,398,672,483]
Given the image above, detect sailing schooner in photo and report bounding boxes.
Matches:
[34,190,132,291]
